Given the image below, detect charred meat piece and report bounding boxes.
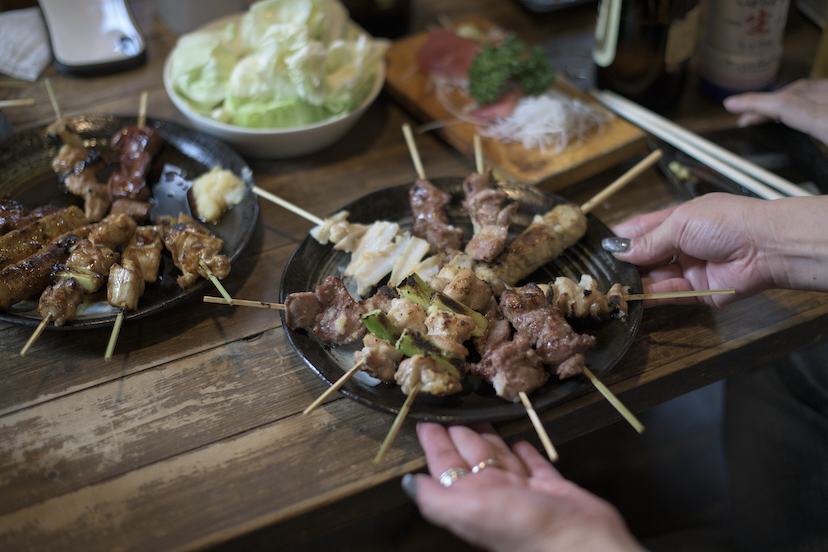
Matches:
[462,171,518,263]
[354,333,403,383]
[499,283,596,379]
[0,235,79,309]
[107,126,163,201]
[87,212,138,251]
[424,310,476,358]
[110,198,151,223]
[284,275,367,346]
[63,171,110,222]
[410,179,463,253]
[441,268,494,312]
[0,200,61,236]
[548,275,630,321]
[395,354,462,396]
[471,330,548,403]
[314,275,367,346]
[161,214,229,288]
[360,285,398,314]
[0,206,88,270]
[385,297,428,334]
[107,255,145,311]
[38,277,84,326]
[475,203,587,293]
[124,226,163,283]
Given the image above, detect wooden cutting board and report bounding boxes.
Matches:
[384,17,648,191]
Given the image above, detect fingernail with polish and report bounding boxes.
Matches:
[402,473,418,500]
[601,237,631,253]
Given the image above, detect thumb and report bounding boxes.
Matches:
[611,221,680,267]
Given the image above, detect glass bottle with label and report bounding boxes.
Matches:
[698,0,790,98]
[593,0,702,113]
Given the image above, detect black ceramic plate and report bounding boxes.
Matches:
[0,115,259,329]
[279,177,642,423]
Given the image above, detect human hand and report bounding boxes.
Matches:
[404,422,645,552]
[607,193,828,307]
[723,79,828,146]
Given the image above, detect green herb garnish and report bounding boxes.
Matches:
[468,36,556,106]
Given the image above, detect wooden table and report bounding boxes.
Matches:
[1,1,826,550]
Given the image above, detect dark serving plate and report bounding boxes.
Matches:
[279,177,642,423]
[0,115,259,329]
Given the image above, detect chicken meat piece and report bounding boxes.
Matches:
[394,354,462,396]
[62,171,111,222]
[462,170,518,262]
[88,212,137,251]
[386,297,428,334]
[354,333,403,383]
[124,226,163,283]
[162,214,229,288]
[424,310,476,358]
[38,277,84,326]
[441,268,494,312]
[284,275,367,346]
[107,256,145,311]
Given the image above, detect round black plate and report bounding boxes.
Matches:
[279,177,642,423]
[0,115,259,329]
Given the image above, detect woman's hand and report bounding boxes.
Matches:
[607,193,828,307]
[723,79,828,146]
[405,422,645,552]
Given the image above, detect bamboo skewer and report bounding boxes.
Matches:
[44,78,61,120]
[519,391,559,462]
[203,296,285,309]
[402,123,426,180]
[473,133,484,175]
[0,80,30,87]
[105,310,125,361]
[304,359,367,415]
[375,381,422,463]
[583,367,644,434]
[250,186,324,226]
[137,91,148,128]
[624,288,735,301]
[580,149,663,214]
[0,98,35,108]
[20,315,51,356]
[199,259,233,304]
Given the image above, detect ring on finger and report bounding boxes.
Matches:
[471,458,501,474]
[439,467,470,487]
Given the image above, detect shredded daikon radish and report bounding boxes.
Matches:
[478,91,614,154]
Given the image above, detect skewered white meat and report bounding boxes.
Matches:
[107,255,144,311]
[386,297,427,334]
[394,354,463,396]
[547,275,630,321]
[124,226,163,283]
[354,333,403,383]
[161,214,230,288]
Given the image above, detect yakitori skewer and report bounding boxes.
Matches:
[105,93,151,360]
[402,123,426,180]
[20,315,51,356]
[375,380,422,463]
[44,78,60,120]
[303,359,366,415]
[0,98,35,108]
[519,391,559,462]
[0,80,30,87]
[203,296,285,309]
[199,259,233,304]
[580,149,663,214]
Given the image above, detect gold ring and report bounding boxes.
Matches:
[471,458,501,474]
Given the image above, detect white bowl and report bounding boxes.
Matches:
[163,16,386,159]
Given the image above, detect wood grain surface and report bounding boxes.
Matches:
[0,1,824,551]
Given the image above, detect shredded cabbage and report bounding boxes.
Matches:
[168,0,389,129]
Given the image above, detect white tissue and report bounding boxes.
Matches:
[0,7,51,82]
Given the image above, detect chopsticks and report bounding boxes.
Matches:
[590,89,814,200]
